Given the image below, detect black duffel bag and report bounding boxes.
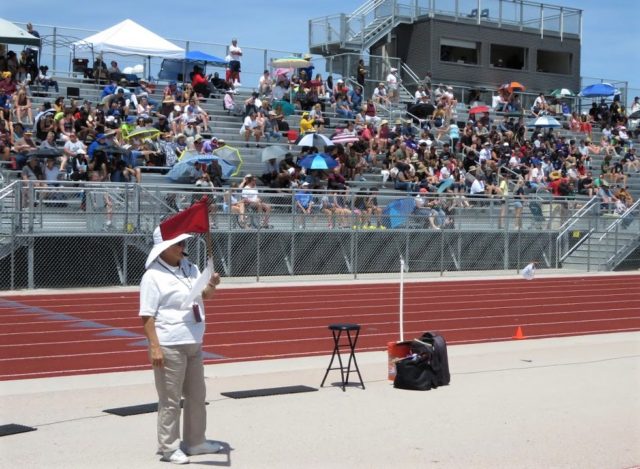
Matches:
[393,356,438,391]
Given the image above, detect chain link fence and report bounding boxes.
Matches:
[1,180,638,290]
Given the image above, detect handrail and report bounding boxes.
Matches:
[555,196,598,268]
[557,196,598,234]
[0,181,19,202]
[560,228,595,263]
[599,199,640,241]
[349,0,387,20]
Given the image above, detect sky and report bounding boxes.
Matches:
[4,0,639,95]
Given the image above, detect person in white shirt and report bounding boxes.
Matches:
[228,38,243,85]
[240,175,271,227]
[386,67,400,103]
[372,82,389,105]
[258,70,273,97]
[470,175,486,196]
[240,111,263,147]
[139,226,222,464]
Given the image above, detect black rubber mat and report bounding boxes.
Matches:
[0,424,37,437]
[220,385,318,399]
[104,400,208,416]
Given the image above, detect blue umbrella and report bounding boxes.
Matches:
[168,151,236,182]
[579,83,618,98]
[298,153,338,170]
[382,198,417,228]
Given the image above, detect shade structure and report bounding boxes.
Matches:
[27,147,63,158]
[382,198,417,228]
[298,153,338,171]
[185,50,228,66]
[579,83,618,98]
[331,133,360,144]
[260,145,288,162]
[549,88,575,98]
[0,18,40,47]
[296,132,333,148]
[407,102,435,119]
[212,145,242,176]
[532,116,562,128]
[271,57,310,68]
[72,19,184,58]
[469,105,491,114]
[169,151,236,182]
[499,81,526,92]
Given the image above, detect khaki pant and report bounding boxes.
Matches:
[153,343,207,453]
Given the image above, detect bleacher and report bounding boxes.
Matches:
[5,70,639,207]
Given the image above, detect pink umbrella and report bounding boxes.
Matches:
[275,68,291,77]
[332,133,360,144]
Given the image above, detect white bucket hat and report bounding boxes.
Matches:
[145,226,192,269]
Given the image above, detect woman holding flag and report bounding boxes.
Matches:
[139,198,222,464]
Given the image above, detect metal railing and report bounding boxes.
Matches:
[555,196,597,267]
[309,0,582,50]
[2,180,635,290]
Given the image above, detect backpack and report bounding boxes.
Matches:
[416,332,450,386]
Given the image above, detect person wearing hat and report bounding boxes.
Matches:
[294,182,314,228]
[372,81,389,105]
[386,67,400,103]
[299,111,315,134]
[139,226,222,464]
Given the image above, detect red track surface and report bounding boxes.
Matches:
[1,274,639,380]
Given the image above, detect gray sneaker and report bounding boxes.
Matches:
[185,440,223,455]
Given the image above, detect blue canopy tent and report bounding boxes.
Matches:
[158,50,227,82]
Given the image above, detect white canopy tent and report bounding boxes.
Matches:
[72,19,183,58]
[0,18,40,47]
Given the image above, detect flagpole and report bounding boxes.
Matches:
[399,256,404,342]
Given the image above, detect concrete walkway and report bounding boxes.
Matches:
[1,332,639,469]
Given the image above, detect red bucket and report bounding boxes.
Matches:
[387,341,411,381]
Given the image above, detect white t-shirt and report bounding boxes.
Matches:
[521,262,536,280]
[229,43,242,62]
[139,257,205,345]
[242,186,259,202]
[64,140,86,155]
[386,73,398,89]
[470,179,485,195]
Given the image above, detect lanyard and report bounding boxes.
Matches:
[157,261,202,322]
[158,261,193,291]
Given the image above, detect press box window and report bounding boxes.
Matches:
[491,44,527,70]
[440,39,479,65]
[537,50,572,75]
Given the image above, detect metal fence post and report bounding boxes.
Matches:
[256,228,261,282]
[28,236,35,289]
[122,238,128,286]
[440,229,444,276]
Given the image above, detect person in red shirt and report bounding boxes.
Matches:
[190,66,211,98]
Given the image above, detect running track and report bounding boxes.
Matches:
[1,274,639,380]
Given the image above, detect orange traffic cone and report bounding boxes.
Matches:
[512,326,525,340]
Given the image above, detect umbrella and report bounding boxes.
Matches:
[272,100,295,116]
[628,110,640,120]
[499,81,526,92]
[579,83,618,98]
[469,105,490,114]
[261,145,288,162]
[437,179,455,193]
[125,126,161,141]
[275,68,291,77]
[169,152,236,182]
[296,132,333,148]
[27,147,63,158]
[549,88,575,98]
[212,145,242,175]
[532,116,562,128]
[382,198,416,228]
[271,57,310,68]
[95,145,127,155]
[331,133,360,144]
[407,102,435,119]
[298,153,338,171]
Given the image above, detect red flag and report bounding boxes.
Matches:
[160,197,210,240]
